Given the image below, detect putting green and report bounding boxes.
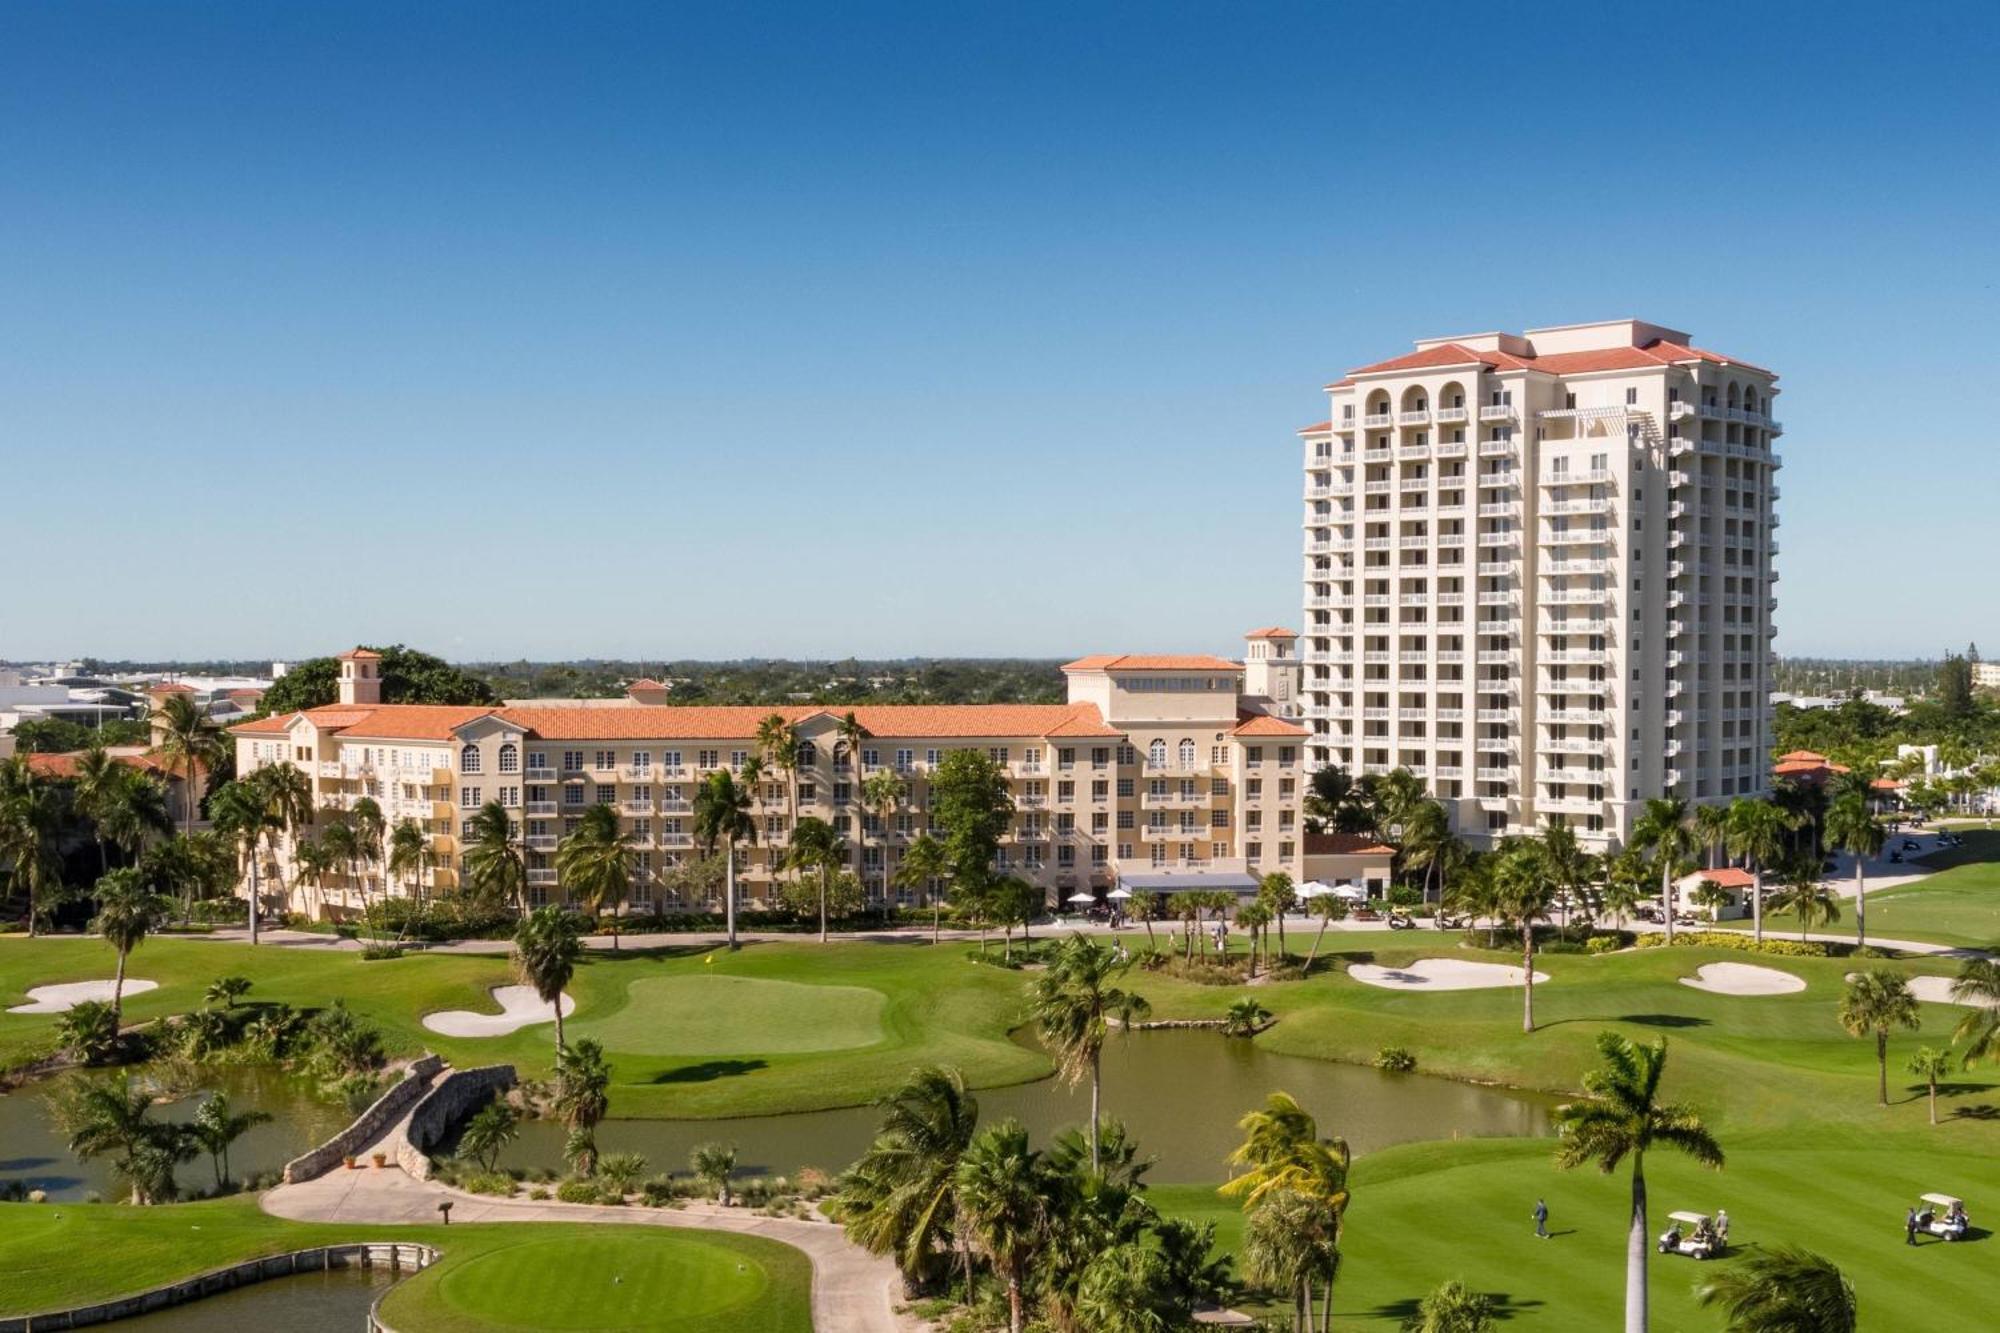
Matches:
[383,1231,804,1333]
[571,973,888,1057]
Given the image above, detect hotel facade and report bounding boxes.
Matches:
[1299,318,1780,849]
[230,638,1311,918]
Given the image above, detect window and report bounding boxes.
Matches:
[564,786,585,806]
[459,744,482,774]
[697,750,719,770]
[1625,387,1638,405]
[1148,739,1167,767]
[896,749,914,772]
[595,750,617,770]
[563,750,585,772]
[796,741,816,767]
[861,748,879,770]
[596,784,616,804]
[460,786,482,808]
[497,743,519,773]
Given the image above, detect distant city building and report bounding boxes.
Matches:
[1774,690,1907,713]
[1974,661,2000,690]
[230,637,1311,920]
[1299,318,1781,850]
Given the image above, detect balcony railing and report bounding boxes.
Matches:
[1435,407,1469,423]
[1478,405,1516,422]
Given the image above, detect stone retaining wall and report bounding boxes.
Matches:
[0,1242,436,1332]
[396,1063,516,1180]
[281,1055,444,1184]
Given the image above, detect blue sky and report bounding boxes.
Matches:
[4,2,1995,663]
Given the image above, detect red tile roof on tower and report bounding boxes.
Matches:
[1303,831,1395,857]
[337,648,383,661]
[1776,750,1828,764]
[1297,420,1332,435]
[1244,627,1297,640]
[1329,337,1773,389]
[1231,714,1308,737]
[627,678,666,690]
[1059,654,1240,672]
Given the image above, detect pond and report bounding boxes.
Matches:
[101,1266,395,1332]
[490,1028,1552,1183]
[0,1064,350,1203]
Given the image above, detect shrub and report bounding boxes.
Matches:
[460,1172,517,1197]
[528,1187,550,1201]
[597,1152,648,1196]
[1538,940,1587,955]
[556,1178,606,1205]
[359,943,405,961]
[1375,1045,1417,1073]
[1387,885,1423,908]
[1585,936,1622,955]
[56,1001,123,1066]
[1634,930,1831,958]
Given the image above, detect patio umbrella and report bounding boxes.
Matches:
[1333,883,1367,900]
[1066,891,1097,904]
[1295,881,1333,900]
[1107,888,1133,900]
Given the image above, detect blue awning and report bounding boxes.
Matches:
[1119,872,1260,893]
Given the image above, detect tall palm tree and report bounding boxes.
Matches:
[251,762,314,905]
[1222,1090,1349,1326]
[784,814,848,942]
[1301,893,1349,971]
[756,712,801,836]
[1838,968,1920,1106]
[151,693,223,836]
[1948,956,2000,1067]
[1303,764,1374,835]
[895,832,950,943]
[513,904,584,1052]
[1906,1045,1952,1125]
[1243,1188,1341,1333]
[462,800,526,916]
[49,1076,195,1204]
[838,1064,982,1290]
[1694,1246,1856,1332]
[556,802,637,938]
[693,768,756,950]
[1258,872,1296,957]
[99,774,172,869]
[1489,839,1554,1034]
[1030,934,1151,1170]
[1725,798,1797,946]
[954,1121,1049,1333]
[1770,859,1839,943]
[190,1092,271,1190]
[1632,798,1697,944]
[208,778,274,944]
[72,745,127,873]
[1554,1032,1724,1333]
[349,795,387,909]
[316,817,362,918]
[1693,803,1731,871]
[836,710,870,883]
[386,818,431,936]
[90,866,169,1022]
[0,755,67,936]
[861,769,907,910]
[1538,818,1599,933]
[1399,801,1452,905]
[551,1037,612,1176]
[293,834,337,922]
[1823,793,1884,949]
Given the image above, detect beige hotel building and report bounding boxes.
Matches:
[230,639,1311,917]
[1298,318,1780,849]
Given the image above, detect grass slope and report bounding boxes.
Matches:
[1712,830,2000,949]
[571,973,887,1057]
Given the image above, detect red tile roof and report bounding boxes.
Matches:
[1303,831,1395,857]
[1243,626,1297,640]
[337,648,383,661]
[1335,337,1773,386]
[1685,867,1756,889]
[148,682,194,694]
[1060,655,1240,673]
[1297,420,1332,435]
[1231,714,1308,737]
[1776,750,1828,764]
[26,750,201,782]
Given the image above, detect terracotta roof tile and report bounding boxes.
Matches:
[495,702,1121,742]
[1303,831,1395,857]
[149,682,194,693]
[1060,655,1240,672]
[1297,420,1332,435]
[1243,627,1296,640]
[1335,336,1774,385]
[337,648,383,660]
[1231,714,1308,737]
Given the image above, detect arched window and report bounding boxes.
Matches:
[459,743,482,774]
[497,742,519,774]
[1148,739,1167,768]
[1178,738,1196,768]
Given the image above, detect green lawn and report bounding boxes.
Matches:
[1711,829,2000,949]
[570,973,888,1057]
[380,1229,810,1333]
[0,1193,805,1329]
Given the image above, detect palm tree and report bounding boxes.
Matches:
[552,1037,612,1175]
[191,1092,271,1189]
[1632,798,1698,945]
[73,745,128,873]
[208,778,275,944]
[205,975,251,1008]
[349,795,387,913]
[99,775,173,869]
[1838,968,1920,1106]
[1224,997,1272,1036]
[1244,1188,1341,1333]
[316,817,362,918]
[838,1064,982,1290]
[1031,934,1150,1170]
[462,800,526,916]
[1399,801,1453,905]
[861,769,907,910]
[293,834,337,922]
[895,832,950,943]
[1688,879,1734,922]
[1694,1246,1856,1332]
[835,711,870,880]
[1693,803,1731,871]
[0,756,66,936]
[49,1075,196,1204]
[756,712,801,835]
[955,1121,1049,1333]
[251,762,313,907]
[693,769,756,950]
[1538,819,1599,933]
[1554,1032,1724,1333]
[1725,798,1798,946]
[784,814,848,942]
[556,803,637,941]
[1301,894,1349,971]
[1906,1045,1952,1125]
[1823,793,1885,949]
[152,693,223,837]
[690,1141,738,1205]
[1235,901,1271,976]
[386,819,431,938]
[1222,1091,1349,1326]
[513,904,584,1051]
[1304,763,1374,835]
[1258,872,1296,957]
[1488,840,1554,1034]
[90,867,169,1021]
[457,1100,519,1172]
[1404,1279,1498,1333]
[1948,957,2000,1067]
[1770,860,1839,943]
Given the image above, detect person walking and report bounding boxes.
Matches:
[1533,1198,1550,1239]
[1906,1207,1920,1246]
[1715,1208,1730,1247]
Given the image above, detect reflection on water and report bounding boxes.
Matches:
[105,1267,395,1332]
[496,1028,1552,1183]
[0,1065,348,1203]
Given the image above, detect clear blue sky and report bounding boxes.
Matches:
[5,2,1995,663]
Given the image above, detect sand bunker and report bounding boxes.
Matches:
[7,979,159,1014]
[1679,962,1807,996]
[422,984,575,1037]
[1347,958,1548,991]
[1908,975,1998,1009]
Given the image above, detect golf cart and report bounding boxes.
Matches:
[1387,911,1417,931]
[1657,1210,1721,1259]
[1917,1193,1969,1241]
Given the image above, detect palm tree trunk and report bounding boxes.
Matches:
[1522,926,1535,1034]
[819,867,829,944]
[725,842,739,950]
[1929,1076,1938,1124]
[1876,1030,1888,1106]
[1660,860,1674,945]
[1854,859,1866,949]
[1306,915,1330,971]
[1751,866,1763,945]
[247,848,261,947]
[1006,1272,1023,1333]
[555,994,566,1053]
[1626,1156,1648,1333]
[1089,1047,1101,1172]
[112,948,128,1024]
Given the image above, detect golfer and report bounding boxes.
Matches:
[1533,1198,1549,1239]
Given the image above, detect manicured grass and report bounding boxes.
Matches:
[1711,830,2000,948]
[0,1193,805,1328]
[1160,1127,2000,1330]
[570,974,887,1057]
[380,1229,810,1333]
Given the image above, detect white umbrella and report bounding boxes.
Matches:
[1333,883,1367,900]
[1067,891,1097,904]
[1107,888,1133,900]
[1295,881,1333,900]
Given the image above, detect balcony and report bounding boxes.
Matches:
[1542,528,1607,547]
[1476,502,1517,518]
[1436,532,1466,547]
[1476,531,1517,548]
[1476,560,1513,576]
[1544,559,1606,576]
[620,799,652,816]
[1538,736,1599,754]
[1544,649,1607,666]
[1476,591,1514,607]
[431,799,455,821]
[1400,441,1432,460]
[1363,480,1393,495]
[526,834,558,852]
[526,868,557,887]
[1538,795,1600,815]
[523,767,558,786]
[1475,766,1513,783]
[1541,469,1611,486]
[1435,440,1467,459]
[1476,650,1515,666]
[1399,410,1431,427]
[1363,412,1392,428]
[1545,498,1611,516]
[1362,651,1392,665]
[524,800,557,817]
[619,765,657,782]
[1478,405,1516,422]
[1542,708,1605,725]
